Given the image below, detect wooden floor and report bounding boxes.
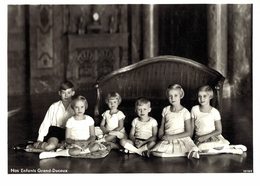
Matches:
[8,94,253,173]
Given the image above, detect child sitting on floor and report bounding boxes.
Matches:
[39,95,100,159]
[191,85,247,155]
[151,84,199,159]
[31,81,75,151]
[120,98,158,156]
[95,92,127,149]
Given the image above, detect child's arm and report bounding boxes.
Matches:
[190,107,196,138]
[113,119,124,131]
[36,104,55,142]
[100,118,109,134]
[158,118,165,139]
[129,125,136,142]
[196,120,222,143]
[190,118,195,138]
[150,126,158,141]
[142,125,158,144]
[162,119,192,141]
[87,125,96,142]
[65,127,75,144]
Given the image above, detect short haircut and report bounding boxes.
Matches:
[105,92,122,105]
[166,84,185,99]
[135,97,151,108]
[198,85,214,99]
[60,80,74,91]
[71,95,88,110]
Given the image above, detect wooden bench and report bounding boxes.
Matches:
[94,55,225,132]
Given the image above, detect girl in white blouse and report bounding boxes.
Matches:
[96,92,127,149]
[151,84,199,159]
[39,95,100,159]
[191,85,247,155]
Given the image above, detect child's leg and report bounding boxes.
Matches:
[229,144,247,152]
[69,142,101,155]
[34,137,59,151]
[105,134,117,142]
[152,151,186,157]
[146,141,156,150]
[68,147,83,156]
[199,147,243,155]
[106,142,120,149]
[140,141,157,157]
[187,150,200,159]
[43,137,59,151]
[109,131,125,139]
[39,149,70,159]
[183,138,200,159]
[88,142,101,152]
[120,139,142,155]
[95,126,104,139]
[104,134,121,149]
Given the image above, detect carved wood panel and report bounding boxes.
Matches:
[66,34,128,90]
[37,5,53,69]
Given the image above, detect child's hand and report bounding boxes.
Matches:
[158,131,164,139]
[196,136,208,144]
[66,138,75,144]
[103,129,110,134]
[134,139,143,148]
[33,141,42,149]
[162,135,172,141]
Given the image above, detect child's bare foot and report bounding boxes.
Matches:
[142,150,151,157]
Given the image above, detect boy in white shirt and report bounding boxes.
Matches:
[120,98,158,156]
[39,95,100,159]
[32,81,75,151]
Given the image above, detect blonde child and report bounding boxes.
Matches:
[191,85,247,155]
[31,81,75,151]
[151,84,199,159]
[96,92,126,148]
[120,98,158,156]
[39,95,100,159]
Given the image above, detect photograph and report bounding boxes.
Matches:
[6,1,255,178]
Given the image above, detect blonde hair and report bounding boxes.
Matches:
[71,95,88,110]
[105,92,122,105]
[135,97,151,108]
[198,85,214,99]
[166,84,185,99]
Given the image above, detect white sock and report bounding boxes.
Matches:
[39,152,56,159]
[187,146,200,159]
[201,148,243,155]
[39,149,70,159]
[229,145,247,151]
[124,143,142,155]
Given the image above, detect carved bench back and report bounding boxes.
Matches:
[94,55,225,117]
